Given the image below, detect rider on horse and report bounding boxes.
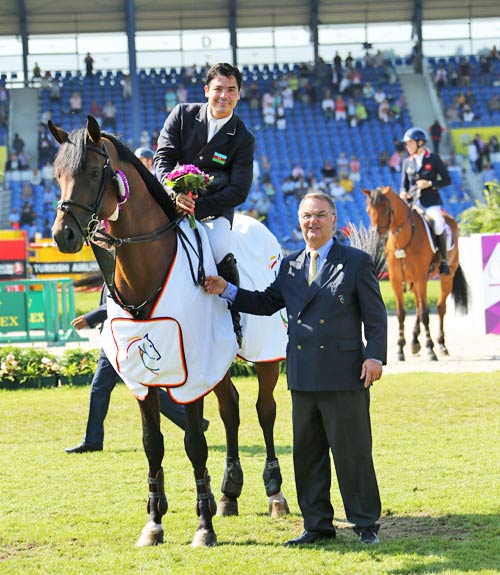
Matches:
[399,127,452,276]
[154,63,255,345]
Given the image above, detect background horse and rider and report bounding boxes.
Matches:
[363,186,468,362]
[49,115,289,548]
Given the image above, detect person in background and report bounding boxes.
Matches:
[154,62,255,346]
[429,120,444,154]
[400,127,452,275]
[66,286,208,454]
[135,147,155,173]
[204,191,387,546]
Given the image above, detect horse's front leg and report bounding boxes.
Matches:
[254,361,289,518]
[391,279,406,361]
[184,399,217,547]
[136,388,167,547]
[213,372,243,517]
[436,276,453,356]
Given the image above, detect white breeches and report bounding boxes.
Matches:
[201,217,233,264]
[424,204,446,235]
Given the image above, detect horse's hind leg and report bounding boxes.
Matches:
[213,372,243,517]
[415,282,438,361]
[254,361,289,518]
[184,399,217,547]
[136,388,167,547]
[410,292,421,355]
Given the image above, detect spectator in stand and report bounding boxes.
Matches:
[38,123,55,167]
[347,98,357,126]
[379,150,390,167]
[446,104,461,123]
[247,82,261,111]
[254,193,271,223]
[176,83,188,104]
[488,94,500,113]
[43,184,57,211]
[373,86,386,105]
[293,175,309,200]
[321,89,335,122]
[164,88,177,113]
[276,106,287,130]
[447,62,459,87]
[479,55,492,86]
[355,101,368,125]
[282,176,296,198]
[389,149,403,173]
[8,207,20,230]
[378,99,391,123]
[349,155,361,182]
[41,160,55,185]
[339,172,354,199]
[13,133,25,155]
[328,177,346,200]
[30,167,42,186]
[20,201,37,240]
[481,162,497,186]
[84,53,94,76]
[263,181,276,200]
[339,70,352,97]
[345,52,354,69]
[122,74,132,99]
[102,100,117,131]
[49,80,61,102]
[69,91,82,116]
[32,62,41,81]
[468,139,482,174]
[281,85,294,109]
[292,163,305,181]
[429,120,444,154]
[335,95,347,121]
[488,135,500,163]
[333,51,342,70]
[434,64,448,91]
[336,151,349,174]
[151,129,160,152]
[459,57,472,86]
[320,160,336,182]
[262,100,276,129]
[363,82,375,99]
[462,104,475,123]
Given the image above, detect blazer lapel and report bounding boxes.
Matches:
[301,242,345,311]
[195,104,209,146]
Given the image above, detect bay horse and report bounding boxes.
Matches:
[362,186,468,361]
[48,116,288,548]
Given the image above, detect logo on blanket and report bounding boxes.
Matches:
[126,333,162,374]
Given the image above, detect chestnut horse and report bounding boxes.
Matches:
[49,116,288,548]
[363,186,468,361]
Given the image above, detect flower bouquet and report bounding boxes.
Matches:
[163,164,213,229]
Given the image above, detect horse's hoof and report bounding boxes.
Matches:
[216,495,238,516]
[429,351,438,361]
[191,528,217,548]
[397,353,405,362]
[136,520,164,547]
[268,491,290,518]
[411,344,421,355]
[440,347,449,356]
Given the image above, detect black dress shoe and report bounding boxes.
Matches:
[285,529,336,546]
[65,443,103,454]
[359,528,380,544]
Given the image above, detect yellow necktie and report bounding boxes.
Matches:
[308,251,319,285]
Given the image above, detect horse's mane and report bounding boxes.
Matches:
[370,187,387,206]
[53,128,177,221]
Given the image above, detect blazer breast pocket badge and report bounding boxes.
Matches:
[212,151,227,165]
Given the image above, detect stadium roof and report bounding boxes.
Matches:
[3,0,500,37]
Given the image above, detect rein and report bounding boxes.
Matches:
[56,140,192,318]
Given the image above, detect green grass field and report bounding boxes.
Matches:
[1,371,499,574]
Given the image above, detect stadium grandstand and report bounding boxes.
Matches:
[1,1,499,251]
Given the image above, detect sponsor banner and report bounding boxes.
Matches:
[450,126,500,156]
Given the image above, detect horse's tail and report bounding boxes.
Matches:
[452,264,469,314]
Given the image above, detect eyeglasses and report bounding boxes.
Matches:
[299,211,333,221]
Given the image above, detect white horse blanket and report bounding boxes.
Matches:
[101,214,287,403]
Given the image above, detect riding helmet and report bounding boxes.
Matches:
[134,147,154,159]
[403,127,427,144]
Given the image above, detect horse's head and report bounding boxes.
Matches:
[362,187,393,237]
[49,116,126,253]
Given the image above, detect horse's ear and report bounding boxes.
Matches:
[86,115,101,144]
[47,120,68,145]
[381,186,391,195]
[361,188,371,197]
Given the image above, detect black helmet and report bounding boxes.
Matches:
[134,147,154,159]
[403,127,427,144]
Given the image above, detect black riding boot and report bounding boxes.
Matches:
[217,253,243,347]
[437,233,450,275]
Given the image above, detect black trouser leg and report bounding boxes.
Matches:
[216,253,243,346]
[437,233,450,275]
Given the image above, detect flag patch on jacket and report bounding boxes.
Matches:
[212,152,227,165]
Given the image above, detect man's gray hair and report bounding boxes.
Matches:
[298,191,337,216]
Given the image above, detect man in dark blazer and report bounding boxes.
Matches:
[154,62,255,344]
[205,192,387,545]
[65,287,208,453]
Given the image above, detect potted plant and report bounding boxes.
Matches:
[0,346,59,389]
[59,348,99,386]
